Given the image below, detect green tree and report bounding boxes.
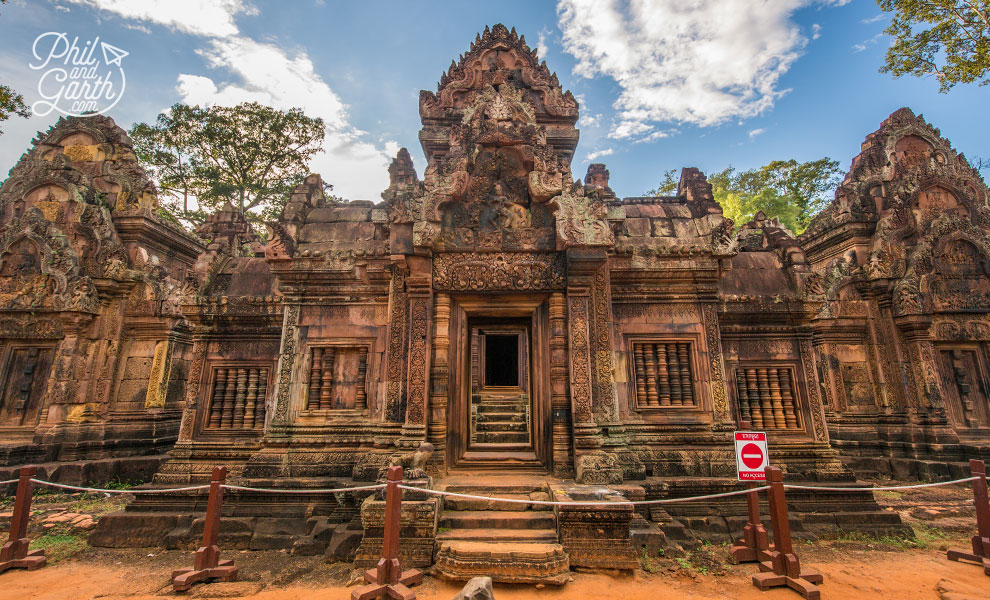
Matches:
[129,102,326,228]
[648,158,842,234]
[0,84,29,136]
[646,168,679,196]
[878,0,990,91]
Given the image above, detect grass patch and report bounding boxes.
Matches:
[912,523,949,549]
[827,528,947,551]
[29,533,87,562]
[66,493,128,516]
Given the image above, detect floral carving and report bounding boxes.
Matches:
[433,252,566,290]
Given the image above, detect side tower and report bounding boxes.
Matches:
[0,116,203,484]
[801,108,990,478]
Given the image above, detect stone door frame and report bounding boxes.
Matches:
[438,293,559,471]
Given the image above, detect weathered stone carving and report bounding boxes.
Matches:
[433,252,565,290]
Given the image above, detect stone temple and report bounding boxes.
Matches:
[1,24,989,582]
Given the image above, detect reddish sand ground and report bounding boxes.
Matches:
[1,481,986,599]
[0,542,987,599]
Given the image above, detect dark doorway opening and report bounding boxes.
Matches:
[485,334,519,387]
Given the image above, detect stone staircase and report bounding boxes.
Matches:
[433,475,570,584]
[472,394,530,445]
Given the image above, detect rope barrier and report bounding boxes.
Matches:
[11,475,980,499]
[783,476,979,492]
[29,480,210,494]
[398,484,771,506]
[221,483,386,494]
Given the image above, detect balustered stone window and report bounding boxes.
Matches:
[632,341,696,408]
[205,366,269,430]
[733,367,801,430]
[305,345,369,411]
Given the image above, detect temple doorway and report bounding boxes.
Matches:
[445,295,552,471]
[469,323,531,447]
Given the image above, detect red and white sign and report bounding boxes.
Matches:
[734,431,769,481]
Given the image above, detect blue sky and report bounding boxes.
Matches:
[0,0,987,201]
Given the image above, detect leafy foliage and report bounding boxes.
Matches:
[646,169,679,196]
[0,84,30,136]
[878,0,990,91]
[129,102,326,229]
[649,159,843,234]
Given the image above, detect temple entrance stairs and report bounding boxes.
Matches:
[472,393,529,445]
[433,473,570,584]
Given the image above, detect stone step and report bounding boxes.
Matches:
[475,421,527,432]
[475,411,525,423]
[436,528,558,543]
[452,450,544,470]
[440,510,555,530]
[474,431,529,444]
[476,403,527,414]
[440,473,547,494]
[443,493,536,511]
[434,541,570,584]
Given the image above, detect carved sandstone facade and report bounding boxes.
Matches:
[2,23,988,579]
[0,115,203,483]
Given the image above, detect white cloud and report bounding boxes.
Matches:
[585,148,614,161]
[65,0,255,37]
[536,27,551,60]
[123,23,152,34]
[66,0,395,200]
[557,0,846,136]
[852,32,884,53]
[812,24,822,40]
[634,130,672,143]
[748,128,765,139]
[861,13,886,24]
[176,37,394,199]
[578,113,602,127]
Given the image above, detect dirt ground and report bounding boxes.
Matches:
[1,481,988,599]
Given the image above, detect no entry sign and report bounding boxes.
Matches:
[734,431,769,481]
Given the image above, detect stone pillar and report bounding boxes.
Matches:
[590,262,620,424]
[383,266,408,423]
[176,337,208,443]
[549,293,574,478]
[400,256,432,447]
[268,303,302,430]
[428,293,450,462]
[896,315,947,418]
[798,336,829,442]
[144,338,175,409]
[38,312,96,428]
[701,303,731,424]
[91,299,126,408]
[566,249,622,484]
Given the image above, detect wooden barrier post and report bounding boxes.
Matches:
[172,466,238,592]
[752,466,823,599]
[730,420,771,563]
[730,480,772,563]
[0,467,45,574]
[947,459,990,575]
[352,466,422,600]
